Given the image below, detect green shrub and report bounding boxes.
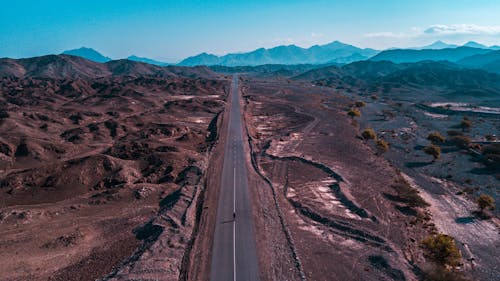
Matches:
[427,132,445,144]
[361,128,377,140]
[421,234,462,267]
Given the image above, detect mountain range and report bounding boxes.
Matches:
[2,40,500,74]
[370,47,492,64]
[178,41,379,66]
[58,40,500,69]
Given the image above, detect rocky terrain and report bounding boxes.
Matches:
[241,79,431,280]
[0,52,498,281]
[288,60,500,280]
[0,55,228,281]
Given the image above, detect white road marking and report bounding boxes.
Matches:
[233,165,236,281]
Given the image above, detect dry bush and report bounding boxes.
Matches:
[347,108,361,119]
[361,128,377,140]
[477,194,495,213]
[355,101,366,107]
[421,266,470,281]
[423,145,441,160]
[427,132,445,144]
[447,135,471,149]
[421,233,462,267]
[460,117,472,131]
[376,139,389,153]
[392,180,429,208]
[446,130,463,137]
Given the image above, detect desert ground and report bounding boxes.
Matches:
[0,55,498,281]
[0,57,229,280]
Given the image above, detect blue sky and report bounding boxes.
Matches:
[1,0,500,61]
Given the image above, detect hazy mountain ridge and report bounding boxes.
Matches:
[127,55,170,66]
[178,41,379,66]
[58,42,500,69]
[457,50,500,73]
[371,47,492,64]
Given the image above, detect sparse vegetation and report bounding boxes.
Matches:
[482,143,500,168]
[421,233,462,267]
[391,179,429,208]
[485,134,496,141]
[355,101,366,107]
[423,145,441,161]
[361,128,377,140]
[427,132,445,144]
[422,266,470,281]
[460,117,472,132]
[447,135,471,149]
[446,130,463,137]
[381,109,395,120]
[476,194,495,218]
[347,108,361,119]
[376,139,389,153]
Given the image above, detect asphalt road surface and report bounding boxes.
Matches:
[209,75,260,281]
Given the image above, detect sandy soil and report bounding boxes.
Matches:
[241,78,436,281]
[0,75,228,281]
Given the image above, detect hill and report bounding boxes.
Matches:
[370,47,491,64]
[381,61,500,90]
[62,47,112,63]
[457,50,500,73]
[127,55,170,66]
[0,55,111,79]
[0,55,217,79]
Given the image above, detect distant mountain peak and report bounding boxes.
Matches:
[62,47,111,63]
[420,41,458,50]
[127,55,169,66]
[321,40,350,49]
[463,41,487,49]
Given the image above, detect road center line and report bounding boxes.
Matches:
[233,165,236,281]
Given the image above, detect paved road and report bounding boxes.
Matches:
[210,75,260,281]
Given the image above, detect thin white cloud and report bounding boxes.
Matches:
[360,24,500,49]
[364,31,415,38]
[424,24,500,35]
[365,24,500,39]
[311,32,324,38]
[273,37,295,45]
